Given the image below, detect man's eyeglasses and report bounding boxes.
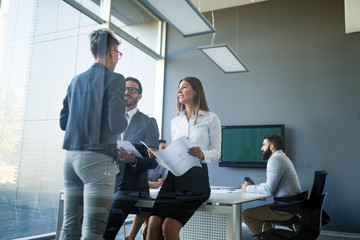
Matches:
[126,87,139,94]
[113,49,123,59]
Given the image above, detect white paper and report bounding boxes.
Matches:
[210,188,242,194]
[117,140,143,158]
[141,137,202,177]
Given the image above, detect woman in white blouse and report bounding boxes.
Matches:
[146,77,221,240]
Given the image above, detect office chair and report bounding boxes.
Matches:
[261,190,309,231]
[260,170,331,232]
[267,170,330,230]
[254,193,327,240]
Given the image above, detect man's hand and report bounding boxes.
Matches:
[118,147,136,165]
[147,148,158,159]
[242,181,253,192]
[188,146,204,160]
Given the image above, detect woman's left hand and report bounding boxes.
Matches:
[188,146,204,160]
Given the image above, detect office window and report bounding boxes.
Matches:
[109,0,161,54]
[0,0,163,238]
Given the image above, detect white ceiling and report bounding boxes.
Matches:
[189,0,268,12]
[188,0,359,34]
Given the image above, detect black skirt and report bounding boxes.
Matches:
[150,163,210,226]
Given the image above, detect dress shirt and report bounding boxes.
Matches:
[171,110,221,163]
[120,108,138,140]
[120,107,140,166]
[126,107,138,124]
[246,150,301,197]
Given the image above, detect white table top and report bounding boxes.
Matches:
[208,188,272,204]
[147,188,272,205]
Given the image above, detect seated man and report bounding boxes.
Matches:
[125,140,169,240]
[242,134,301,235]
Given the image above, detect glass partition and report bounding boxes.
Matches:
[0,0,164,238]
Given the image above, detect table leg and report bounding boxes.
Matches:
[232,204,241,240]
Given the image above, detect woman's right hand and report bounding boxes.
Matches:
[147,147,158,159]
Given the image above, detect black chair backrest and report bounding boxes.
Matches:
[295,193,327,240]
[309,171,328,199]
[309,171,330,226]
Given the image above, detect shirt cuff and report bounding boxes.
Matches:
[130,158,137,167]
[246,185,255,193]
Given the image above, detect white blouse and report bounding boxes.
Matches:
[171,110,221,163]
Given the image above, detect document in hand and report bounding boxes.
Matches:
[141,137,202,177]
[117,140,144,158]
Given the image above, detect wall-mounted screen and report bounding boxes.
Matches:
[219,124,285,168]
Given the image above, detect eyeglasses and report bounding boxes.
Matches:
[113,49,123,59]
[126,87,139,94]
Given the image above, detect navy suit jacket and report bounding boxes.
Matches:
[115,110,159,193]
[60,63,127,150]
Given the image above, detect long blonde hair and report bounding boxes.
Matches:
[177,77,210,125]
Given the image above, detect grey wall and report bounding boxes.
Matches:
[161,0,360,233]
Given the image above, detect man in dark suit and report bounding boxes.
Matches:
[104,77,159,240]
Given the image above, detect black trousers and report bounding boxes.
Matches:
[104,191,146,240]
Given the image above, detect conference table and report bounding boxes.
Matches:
[135,188,272,240]
[56,188,271,240]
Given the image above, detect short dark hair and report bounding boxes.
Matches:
[263,134,283,150]
[89,28,120,58]
[159,139,166,144]
[125,77,142,94]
